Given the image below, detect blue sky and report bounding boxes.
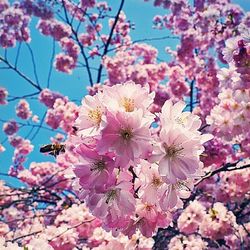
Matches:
[0,0,249,185]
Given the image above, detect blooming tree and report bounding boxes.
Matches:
[0,0,250,249]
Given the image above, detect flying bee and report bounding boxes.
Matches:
[40,143,65,157]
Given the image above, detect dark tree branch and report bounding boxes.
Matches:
[47,39,56,88]
[25,43,40,87]
[14,42,22,68]
[190,79,194,112]
[30,112,47,141]
[96,0,125,83]
[61,0,94,86]
[0,55,42,91]
[7,92,40,102]
[195,161,250,186]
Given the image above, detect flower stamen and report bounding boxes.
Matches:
[91,160,105,172]
[105,189,117,204]
[164,144,184,158]
[88,106,102,126]
[120,128,133,140]
[121,97,135,112]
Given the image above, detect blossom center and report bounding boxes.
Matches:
[164,144,184,158]
[105,189,117,204]
[152,175,162,187]
[144,203,154,212]
[209,208,218,220]
[120,128,133,140]
[121,97,135,112]
[88,107,102,125]
[91,160,105,172]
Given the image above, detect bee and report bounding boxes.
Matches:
[40,143,65,157]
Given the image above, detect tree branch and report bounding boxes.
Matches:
[195,161,250,186]
[96,0,125,83]
[0,55,42,91]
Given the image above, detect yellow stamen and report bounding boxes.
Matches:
[209,208,218,220]
[152,175,162,187]
[88,107,102,125]
[121,97,135,112]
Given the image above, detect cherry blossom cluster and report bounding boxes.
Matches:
[36,0,112,73]
[15,99,32,120]
[2,120,19,136]
[45,97,79,133]
[168,235,208,250]
[54,38,80,74]
[0,0,31,48]
[0,87,8,105]
[37,19,71,41]
[107,11,132,46]
[146,0,248,122]
[18,161,71,190]
[202,137,234,168]
[0,177,154,250]
[207,29,250,155]
[216,159,250,202]
[173,199,250,250]
[1,0,250,249]
[39,88,66,108]
[102,43,168,99]
[9,136,33,176]
[20,0,54,19]
[178,201,236,239]
[71,81,211,237]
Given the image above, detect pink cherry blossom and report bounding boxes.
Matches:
[3,120,19,136]
[15,99,32,120]
[0,87,8,105]
[97,110,152,168]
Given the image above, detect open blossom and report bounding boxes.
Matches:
[86,172,135,226]
[75,94,105,137]
[124,201,171,237]
[159,100,202,133]
[73,144,115,192]
[103,82,155,116]
[152,126,202,184]
[151,100,212,184]
[159,179,193,210]
[222,36,240,63]
[97,109,152,168]
[135,160,165,205]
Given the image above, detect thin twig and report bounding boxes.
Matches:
[47,39,56,88]
[0,55,42,91]
[195,161,250,186]
[96,0,125,83]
